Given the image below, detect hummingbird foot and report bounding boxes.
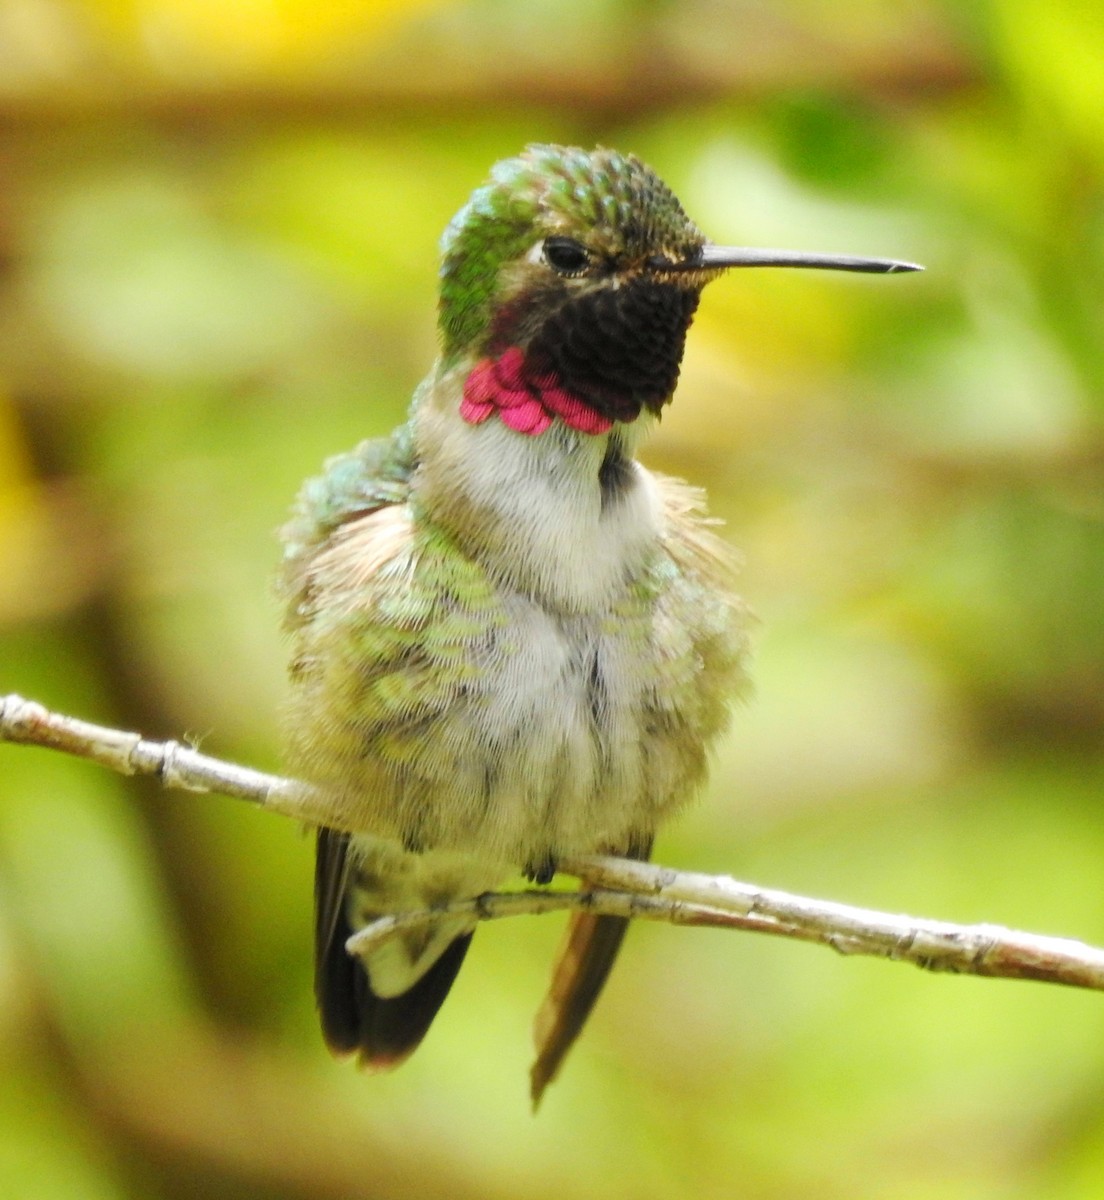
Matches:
[524,854,558,886]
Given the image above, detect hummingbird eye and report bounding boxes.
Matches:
[542,237,591,276]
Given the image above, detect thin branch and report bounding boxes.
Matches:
[4,693,1104,993]
[555,858,1104,989]
[0,692,314,819]
[345,888,796,957]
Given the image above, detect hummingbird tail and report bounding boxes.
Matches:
[530,840,653,1107]
[318,913,473,1068]
[314,826,473,1067]
[529,911,631,1107]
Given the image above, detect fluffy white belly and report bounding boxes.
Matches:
[402,590,654,867]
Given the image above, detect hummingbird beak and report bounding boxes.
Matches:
[654,245,924,275]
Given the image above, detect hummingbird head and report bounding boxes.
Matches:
[439,144,919,437]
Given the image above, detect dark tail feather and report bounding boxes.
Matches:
[529,840,653,1107]
[314,827,472,1067]
[529,911,631,1107]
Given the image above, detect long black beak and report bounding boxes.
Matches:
[657,245,923,275]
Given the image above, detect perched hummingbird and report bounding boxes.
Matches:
[278,144,919,1104]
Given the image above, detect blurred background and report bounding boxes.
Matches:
[1,1,1103,1196]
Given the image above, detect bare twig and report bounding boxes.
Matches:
[0,692,315,819]
[4,692,1104,993]
[557,857,1104,989]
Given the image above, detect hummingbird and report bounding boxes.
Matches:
[277,144,919,1105]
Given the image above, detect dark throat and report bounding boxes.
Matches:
[525,280,700,424]
[598,437,635,509]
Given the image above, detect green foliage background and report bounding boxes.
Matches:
[1,2,1103,1196]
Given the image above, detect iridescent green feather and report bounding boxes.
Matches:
[278,420,416,629]
[437,144,704,361]
[280,471,508,838]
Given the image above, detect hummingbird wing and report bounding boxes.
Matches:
[281,425,473,1064]
[278,423,417,612]
[529,840,652,1108]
